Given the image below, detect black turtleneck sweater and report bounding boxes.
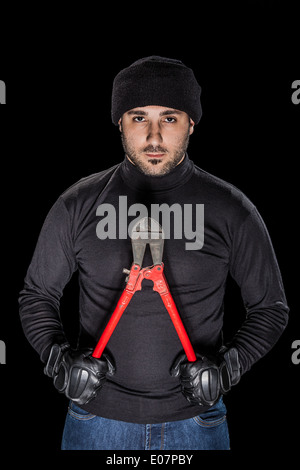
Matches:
[19,155,289,423]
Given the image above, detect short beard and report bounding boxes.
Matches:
[120,127,191,176]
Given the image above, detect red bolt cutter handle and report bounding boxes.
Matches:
[92,289,134,359]
[92,263,196,362]
[160,291,196,362]
[147,265,196,362]
[92,264,142,359]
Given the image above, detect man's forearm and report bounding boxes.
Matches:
[19,285,67,362]
[229,302,289,374]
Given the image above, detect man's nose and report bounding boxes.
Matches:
[146,122,163,144]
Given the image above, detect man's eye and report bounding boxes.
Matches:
[164,117,176,123]
[134,116,145,122]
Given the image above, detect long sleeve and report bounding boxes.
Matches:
[17,158,291,423]
[228,206,289,374]
[19,197,78,362]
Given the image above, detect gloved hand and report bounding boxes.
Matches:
[170,347,240,407]
[44,343,115,405]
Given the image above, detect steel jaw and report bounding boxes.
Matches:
[130,217,164,267]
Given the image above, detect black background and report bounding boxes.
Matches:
[0,0,299,464]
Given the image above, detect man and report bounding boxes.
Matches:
[19,56,289,450]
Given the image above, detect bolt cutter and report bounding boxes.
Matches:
[92,217,196,362]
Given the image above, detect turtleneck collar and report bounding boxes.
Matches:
[120,154,194,193]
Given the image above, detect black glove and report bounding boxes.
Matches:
[44,343,115,405]
[170,347,240,407]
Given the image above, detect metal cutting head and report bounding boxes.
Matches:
[130,217,164,266]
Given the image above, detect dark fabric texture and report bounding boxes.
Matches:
[19,155,289,423]
[111,56,202,125]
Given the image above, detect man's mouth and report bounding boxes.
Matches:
[145,153,165,158]
[143,146,167,159]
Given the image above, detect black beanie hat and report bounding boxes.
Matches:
[111,56,202,125]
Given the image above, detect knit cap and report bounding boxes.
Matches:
[111,56,202,125]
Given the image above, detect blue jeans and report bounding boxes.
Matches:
[61,398,230,450]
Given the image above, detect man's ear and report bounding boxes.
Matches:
[118,118,122,133]
[189,118,195,135]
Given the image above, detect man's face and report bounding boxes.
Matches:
[119,106,194,176]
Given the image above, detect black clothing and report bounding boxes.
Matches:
[111,56,202,125]
[19,155,289,423]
